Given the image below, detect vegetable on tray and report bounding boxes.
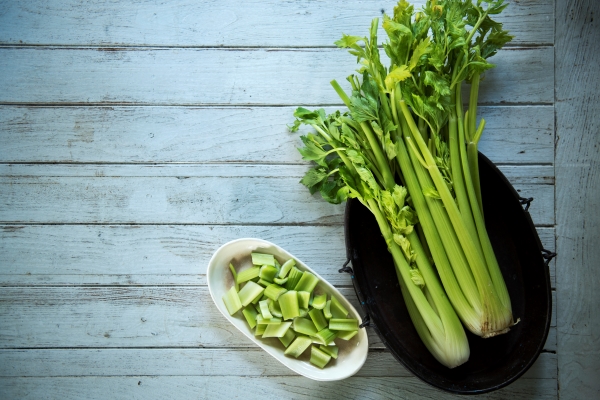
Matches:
[289,0,515,368]
[223,252,359,369]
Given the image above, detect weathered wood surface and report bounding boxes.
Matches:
[0,105,554,164]
[555,0,600,399]
[0,286,557,351]
[0,47,553,105]
[0,376,557,400]
[0,225,556,287]
[0,0,554,47]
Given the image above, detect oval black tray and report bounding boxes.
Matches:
[344,152,552,394]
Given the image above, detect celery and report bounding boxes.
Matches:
[311,293,327,310]
[285,267,304,290]
[279,328,296,347]
[313,328,336,345]
[284,335,312,358]
[329,296,348,319]
[279,290,300,320]
[308,308,328,331]
[237,280,264,307]
[264,283,287,301]
[255,323,266,336]
[273,277,288,286]
[323,300,332,319]
[293,317,317,336]
[229,263,239,292]
[329,318,358,331]
[256,317,282,325]
[293,271,319,292]
[236,266,260,284]
[242,305,259,329]
[310,346,332,368]
[259,265,278,282]
[298,308,308,318]
[259,300,273,319]
[263,321,293,338]
[335,330,358,341]
[297,291,311,310]
[268,298,283,318]
[222,286,242,315]
[251,252,275,266]
[278,258,296,278]
[319,345,339,359]
[256,278,271,287]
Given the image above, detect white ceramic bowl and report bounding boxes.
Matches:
[207,238,369,381]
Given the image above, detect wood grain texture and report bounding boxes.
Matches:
[0,376,557,400]
[0,348,556,379]
[0,105,555,164]
[555,0,600,398]
[0,47,553,105]
[0,0,554,47]
[0,225,556,287]
[0,286,557,350]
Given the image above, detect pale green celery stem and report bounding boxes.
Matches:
[452,84,482,256]
[467,74,484,213]
[458,113,512,314]
[360,121,396,191]
[366,198,444,339]
[399,101,496,308]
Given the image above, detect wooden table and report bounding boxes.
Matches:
[1,1,598,398]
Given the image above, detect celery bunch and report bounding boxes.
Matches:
[290,0,515,367]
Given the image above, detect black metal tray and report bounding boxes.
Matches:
[344,152,553,394]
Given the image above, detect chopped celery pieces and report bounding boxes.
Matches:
[308,308,328,331]
[237,281,264,307]
[292,317,317,336]
[242,305,258,329]
[278,258,296,278]
[251,252,275,266]
[236,266,260,284]
[297,291,311,309]
[294,271,319,292]
[259,265,278,282]
[263,321,293,338]
[319,345,339,359]
[284,335,312,358]
[311,293,327,310]
[329,318,358,331]
[279,290,300,320]
[222,286,242,315]
[330,296,349,319]
[310,346,332,368]
[226,254,360,369]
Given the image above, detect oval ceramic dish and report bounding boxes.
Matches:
[344,152,552,394]
[207,238,369,381]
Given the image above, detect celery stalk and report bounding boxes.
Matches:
[323,300,332,319]
[285,267,304,290]
[279,290,300,320]
[335,330,358,341]
[278,259,296,278]
[242,305,258,329]
[328,318,358,331]
[293,317,317,336]
[279,328,296,347]
[297,291,311,310]
[222,286,242,315]
[264,283,287,301]
[310,346,332,368]
[293,271,319,292]
[229,263,239,292]
[263,321,293,338]
[259,265,278,282]
[259,300,273,319]
[329,296,348,319]
[319,345,339,359]
[236,266,260,284]
[251,252,275,266]
[311,293,327,310]
[284,335,312,358]
[237,281,264,307]
[308,308,328,331]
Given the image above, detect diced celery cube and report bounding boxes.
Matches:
[297,291,311,309]
[284,335,312,358]
[278,328,296,348]
[278,258,296,278]
[292,317,317,336]
[319,344,339,360]
[310,346,332,368]
[237,280,264,307]
[259,300,273,319]
[237,266,261,284]
[222,286,242,315]
[263,321,292,338]
[259,265,278,282]
[251,252,275,266]
[264,283,287,301]
[242,306,258,329]
[329,318,358,331]
[278,290,300,320]
[294,271,319,293]
[330,296,349,319]
[335,330,358,341]
[311,293,327,310]
[308,308,328,331]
